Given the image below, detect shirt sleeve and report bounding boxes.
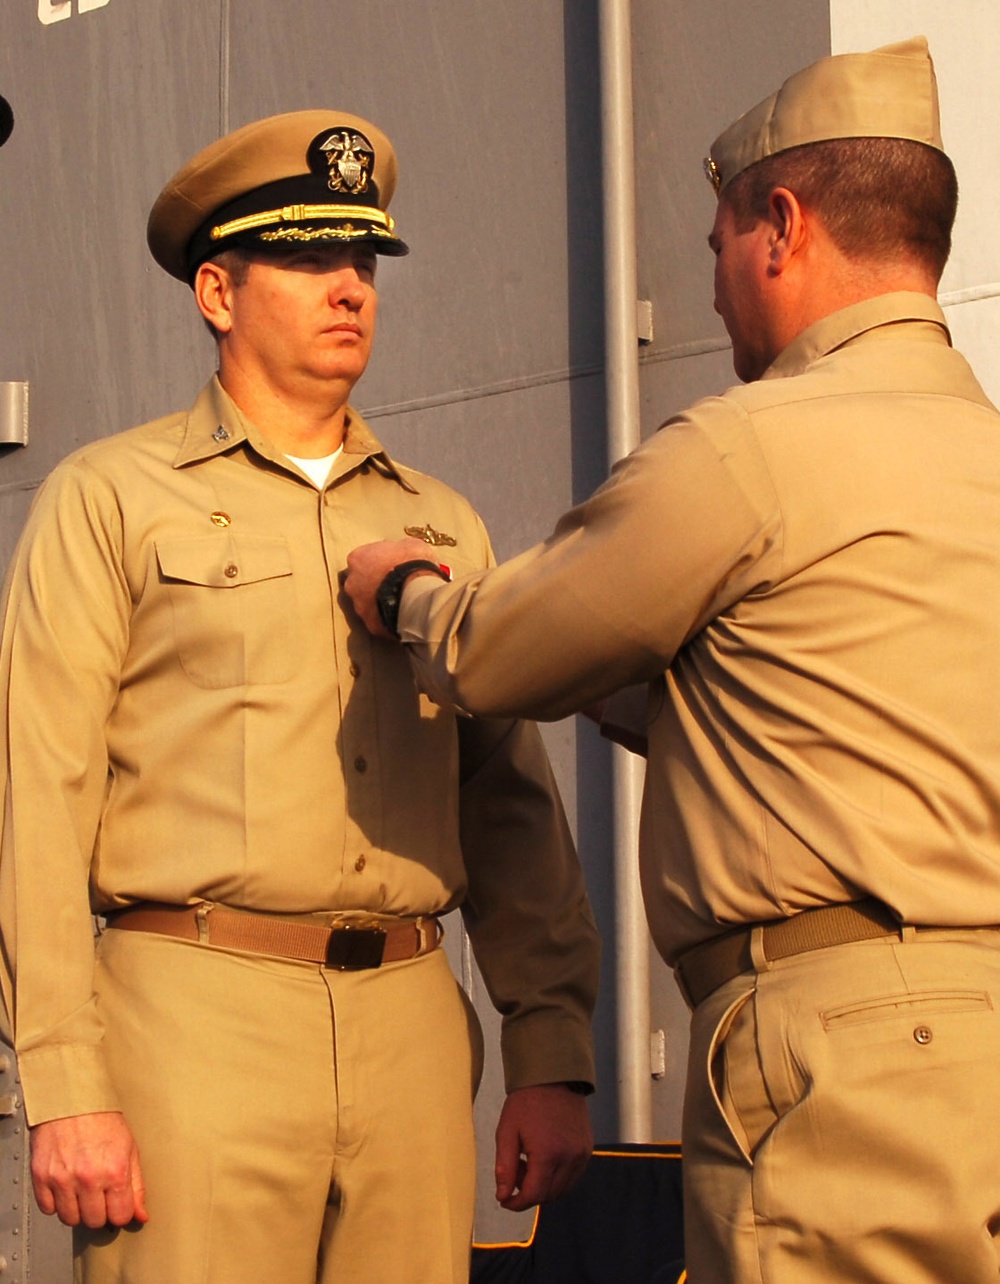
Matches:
[398,400,783,722]
[0,458,129,1123]
[599,684,652,757]
[457,714,600,1092]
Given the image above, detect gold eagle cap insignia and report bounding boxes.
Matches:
[319,130,373,196]
[405,523,457,547]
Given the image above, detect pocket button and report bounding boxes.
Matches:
[913,1025,933,1045]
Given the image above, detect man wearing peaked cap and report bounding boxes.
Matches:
[0,111,599,1281]
[346,36,1000,1280]
[147,109,410,281]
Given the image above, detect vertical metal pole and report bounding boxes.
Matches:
[598,0,651,1142]
[219,0,231,135]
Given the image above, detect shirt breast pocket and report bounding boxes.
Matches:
[156,535,299,688]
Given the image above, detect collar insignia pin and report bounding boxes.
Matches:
[212,425,231,442]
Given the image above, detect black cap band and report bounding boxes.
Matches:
[185,172,408,279]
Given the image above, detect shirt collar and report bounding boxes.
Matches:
[763,292,952,382]
[173,375,418,493]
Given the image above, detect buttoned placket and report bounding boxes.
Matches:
[320,460,383,899]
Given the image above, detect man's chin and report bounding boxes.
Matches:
[310,352,371,385]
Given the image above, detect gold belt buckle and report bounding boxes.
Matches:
[324,922,387,970]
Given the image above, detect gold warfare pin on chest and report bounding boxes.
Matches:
[405,523,457,547]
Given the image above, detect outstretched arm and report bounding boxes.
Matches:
[348,408,774,724]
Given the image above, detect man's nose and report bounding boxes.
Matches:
[329,270,367,308]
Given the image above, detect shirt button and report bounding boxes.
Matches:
[354,756,367,773]
[224,563,239,578]
[913,1025,933,1045]
[349,662,361,677]
[354,855,367,872]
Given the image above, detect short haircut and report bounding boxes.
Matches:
[200,247,254,341]
[722,137,958,280]
[205,246,254,287]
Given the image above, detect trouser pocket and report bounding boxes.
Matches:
[707,985,773,1165]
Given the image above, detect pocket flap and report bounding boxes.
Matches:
[156,535,292,588]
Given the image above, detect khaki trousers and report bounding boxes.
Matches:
[75,927,482,1284]
[682,931,1000,1283]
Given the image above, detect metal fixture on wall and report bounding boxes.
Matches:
[0,385,28,448]
[0,96,13,148]
[0,89,26,454]
[598,0,652,1142]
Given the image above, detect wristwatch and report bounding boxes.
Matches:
[376,559,451,638]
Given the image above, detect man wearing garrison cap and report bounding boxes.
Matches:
[346,37,1000,1280]
[0,111,599,1281]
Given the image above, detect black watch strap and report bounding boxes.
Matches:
[563,1080,593,1095]
[376,559,450,638]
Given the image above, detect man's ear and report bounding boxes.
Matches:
[194,261,235,335]
[766,187,807,276]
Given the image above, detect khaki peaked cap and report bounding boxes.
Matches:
[705,35,945,196]
[148,109,408,282]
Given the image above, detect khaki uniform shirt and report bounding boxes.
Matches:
[399,294,1000,962]
[0,377,598,1124]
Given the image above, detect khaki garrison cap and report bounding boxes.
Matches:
[147,109,409,283]
[704,36,944,196]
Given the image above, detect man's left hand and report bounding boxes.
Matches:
[494,1083,593,1211]
[344,537,439,637]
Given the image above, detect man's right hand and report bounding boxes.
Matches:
[30,1110,149,1228]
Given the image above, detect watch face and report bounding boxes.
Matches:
[375,576,403,638]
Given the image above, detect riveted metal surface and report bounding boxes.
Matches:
[0,1045,24,1283]
[0,1043,70,1282]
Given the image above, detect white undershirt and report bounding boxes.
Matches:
[284,445,344,489]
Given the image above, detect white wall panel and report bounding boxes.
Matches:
[831,1,1000,398]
